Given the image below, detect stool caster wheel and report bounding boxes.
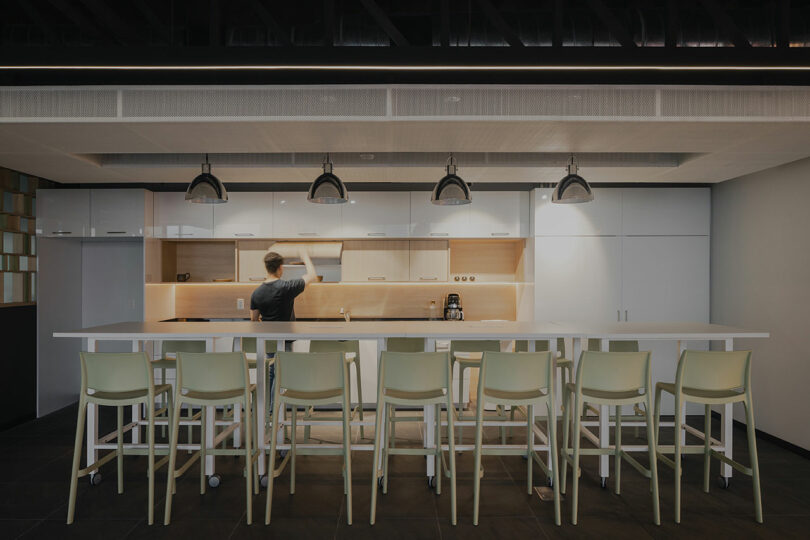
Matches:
[378,477,385,490]
[89,473,102,486]
[522,454,529,461]
[208,474,222,488]
[428,476,436,489]
[717,476,729,489]
[600,477,607,489]
[279,450,288,459]
[260,474,268,488]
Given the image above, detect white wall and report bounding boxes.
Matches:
[712,157,810,451]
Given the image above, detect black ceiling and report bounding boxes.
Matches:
[2,0,810,85]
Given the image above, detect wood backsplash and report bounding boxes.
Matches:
[163,282,517,321]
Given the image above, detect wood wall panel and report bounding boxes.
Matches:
[173,282,516,321]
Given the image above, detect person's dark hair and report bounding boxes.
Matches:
[264,251,284,275]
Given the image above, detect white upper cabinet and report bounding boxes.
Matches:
[153,192,214,238]
[272,192,342,238]
[90,189,150,237]
[621,188,710,236]
[468,191,527,237]
[36,189,91,237]
[341,192,410,238]
[213,192,274,238]
[533,187,622,236]
[409,191,470,238]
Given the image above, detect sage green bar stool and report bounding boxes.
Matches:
[308,340,365,439]
[473,351,561,526]
[561,350,660,526]
[450,340,506,445]
[516,339,572,412]
[153,340,206,440]
[234,337,278,427]
[385,337,426,445]
[164,352,258,525]
[371,351,457,526]
[68,352,172,525]
[583,340,645,437]
[653,350,762,524]
[265,351,353,525]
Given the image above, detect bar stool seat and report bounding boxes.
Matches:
[656,382,745,402]
[91,385,171,401]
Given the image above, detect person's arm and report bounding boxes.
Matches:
[300,249,318,286]
[250,309,261,321]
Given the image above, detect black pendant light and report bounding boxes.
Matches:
[186,154,228,204]
[308,154,348,204]
[431,153,471,205]
[551,155,594,204]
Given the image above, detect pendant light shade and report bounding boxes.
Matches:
[308,154,348,204]
[431,154,471,205]
[551,155,594,204]
[186,154,228,204]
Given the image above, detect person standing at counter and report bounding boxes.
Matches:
[250,249,318,407]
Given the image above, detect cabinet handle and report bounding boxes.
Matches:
[367,232,386,237]
[490,232,510,237]
[625,310,629,322]
[617,310,620,322]
[419,276,438,281]
[429,232,449,237]
[234,232,255,237]
[367,276,386,281]
[179,233,194,236]
[52,231,72,234]
[298,232,318,236]
[106,231,126,234]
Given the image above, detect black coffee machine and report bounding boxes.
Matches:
[444,293,464,321]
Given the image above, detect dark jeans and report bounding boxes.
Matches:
[267,340,294,411]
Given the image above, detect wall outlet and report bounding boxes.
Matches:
[237,298,245,310]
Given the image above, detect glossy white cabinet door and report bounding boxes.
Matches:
[468,191,527,237]
[341,192,410,238]
[409,191,470,238]
[153,192,214,238]
[213,192,273,238]
[620,236,710,323]
[533,187,622,236]
[36,189,91,237]
[533,236,622,322]
[621,188,710,236]
[90,189,147,237]
[272,192,342,238]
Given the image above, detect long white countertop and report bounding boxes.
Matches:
[54,320,769,340]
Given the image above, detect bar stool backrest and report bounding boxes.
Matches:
[515,339,566,356]
[276,352,346,393]
[162,340,206,356]
[176,352,248,393]
[450,340,500,355]
[577,351,651,392]
[309,340,360,356]
[481,351,553,394]
[81,352,151,393]
[234,337,278,355]
[386,337,425,353]
[380,352,450,393]
[678,350,752,391]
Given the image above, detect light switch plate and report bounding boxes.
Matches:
[237,298,245,310]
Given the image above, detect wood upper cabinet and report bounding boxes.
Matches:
[409,191,470,238]
[467,191,527,237]
[213,192,274,238]
[153,192,214,238]
[409,240,448,282]
[341,240,410,282]
[341,192,410,238]
[36,189,91,237]
[272,192,342,238]
[90,189,151,237]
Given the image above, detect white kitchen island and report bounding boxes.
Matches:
[55,320,768,485]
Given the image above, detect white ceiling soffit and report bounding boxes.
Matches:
[4,85,810,122]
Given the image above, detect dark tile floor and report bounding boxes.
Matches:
[1,404,808,539]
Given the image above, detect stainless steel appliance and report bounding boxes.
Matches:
[444,293,464,321]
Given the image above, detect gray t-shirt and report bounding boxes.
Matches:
[250,279,306,321]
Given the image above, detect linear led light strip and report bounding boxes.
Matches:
[2,64,810,71]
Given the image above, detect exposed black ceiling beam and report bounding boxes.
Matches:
[698,0,752,48]
[76,0,142,45]
[665,0,678,48]
[209,0,222,46]
[47,0,108,41]
[552,0,564,47]
[358,0,410,47]
[440,0,450,47]
[13,0,58,42]
[324,0,335,46]
[777,0,791,48]
[476,0,524,47]
[585,0,637,47]
[245,0,293,45]
[132,0,171,44]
